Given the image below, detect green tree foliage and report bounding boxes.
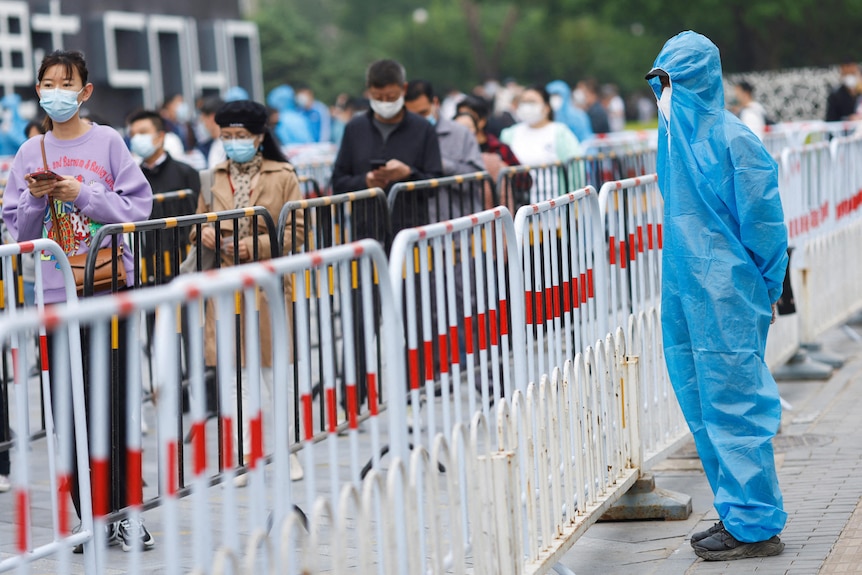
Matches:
[252,0,862,105]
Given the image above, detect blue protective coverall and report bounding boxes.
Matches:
[646,31,789,543]
[546,80,594,143]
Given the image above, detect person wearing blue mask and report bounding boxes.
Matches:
[646,31,788,561]
[546,80,593,143]
[265,84,314,146]
[191,99,305,485]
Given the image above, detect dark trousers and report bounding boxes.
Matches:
[49,317,131,518]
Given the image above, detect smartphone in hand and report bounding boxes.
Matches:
[26,170,64,181]
[369,159,387,170]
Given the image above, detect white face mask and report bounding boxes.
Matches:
[370,96,404,120]
[572,88,587,107]
[657,86,672,121]
[517,102,546,126]
[549,94,564,111]
[843,74,858,90]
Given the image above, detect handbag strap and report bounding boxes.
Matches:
[42,135,66,251]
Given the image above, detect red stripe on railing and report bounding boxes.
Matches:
[221,416,234,468]
[251,413,263,464]
[347,384,358,429]
[609,236,617,265]
[91,458,109,517]
[573,275,580,308]
[545,287,553,322]
[424,340,434,381]
[167,441,177,496]
[302,394,313,439]
[39,335,49,371]
[449,326,459,364]
[562,280,571,313]
[588,269,595,299]
[553,285,560,318]
[127,449,143,506]
[17,490,28,552]
[489,308,498,345]
[647,223,654,250]
[525,291,533,324]
[408,348,420,390]
[658,224,663,249]
[580,273,587,304]
[498,299,509,337]
[629,233,636,260]
[637,226,644,253]
[326,388,337,432]
[478,312,487,350]
[465,316,475,353]
[438,333,449,374]
[192,422,206,476]
[59,474,70,536]
[620,240,627,269]
[367,373,379,416]
[535,291,544,324]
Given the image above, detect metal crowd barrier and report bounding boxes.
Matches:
[84,206,279,293]
[388,172,496,235]
[0,239,97,574]
[513,188,609,387]
[279,188,390,255]
[293,161,334,195]
[388,207,527,445]
[297,175,323,199]
[598,174,664,330]
[496,162,568,213]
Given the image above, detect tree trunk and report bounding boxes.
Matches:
[460,0,518,80]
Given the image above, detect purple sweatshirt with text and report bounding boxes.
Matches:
[2,124,152,303]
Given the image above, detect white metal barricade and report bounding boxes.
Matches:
[513,188,609,387]
[598,174,664,332]
[388,208,527,447]
[0,239,97,574]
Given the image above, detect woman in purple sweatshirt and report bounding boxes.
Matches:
[1,50,153,552]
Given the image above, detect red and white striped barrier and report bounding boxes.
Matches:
[0,239,97,574]
[598,174,664,331]
[513,188,609,386]
[388,208,527,443]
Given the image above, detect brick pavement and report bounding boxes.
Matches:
[560,323,862,575]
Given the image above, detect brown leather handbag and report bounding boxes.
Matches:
[42,136,126,295]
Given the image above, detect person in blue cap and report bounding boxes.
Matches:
[646,31,788,561]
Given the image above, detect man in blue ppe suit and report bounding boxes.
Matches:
[646,31,788,561]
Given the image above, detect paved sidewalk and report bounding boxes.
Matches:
[560,322,862,575]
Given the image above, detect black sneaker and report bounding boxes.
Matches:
[692,526,784,561]
[690,520,724,546]
[117,517,155,552]
[72,521,120,553]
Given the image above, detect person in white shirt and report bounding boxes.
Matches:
[735,81,767,141]
[500,85,580,204]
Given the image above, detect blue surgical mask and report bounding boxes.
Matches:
[425,113,437,126]
[130,133,158,160]
[224,138,259,163]
[39,87,83,124]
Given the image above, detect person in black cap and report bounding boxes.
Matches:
[190,99,305,484]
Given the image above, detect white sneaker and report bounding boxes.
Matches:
[290,453,303,481]
[233,472,248,488]
[0,474,10,492]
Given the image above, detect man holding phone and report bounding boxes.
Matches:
[331,58,442,197]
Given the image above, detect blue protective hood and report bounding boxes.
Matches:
[647,31,724,111]
[267,84,297,111]
[546,80,572,100]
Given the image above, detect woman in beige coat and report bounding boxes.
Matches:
[194,99,304,482]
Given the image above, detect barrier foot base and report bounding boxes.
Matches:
[843,324,862,343]
[799,343,844,368]
[773,350,833,381]
[598,473,692,521]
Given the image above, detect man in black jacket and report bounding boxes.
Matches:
[128,109,201,280]
[825,61,861,122]
[332,59,443,238]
